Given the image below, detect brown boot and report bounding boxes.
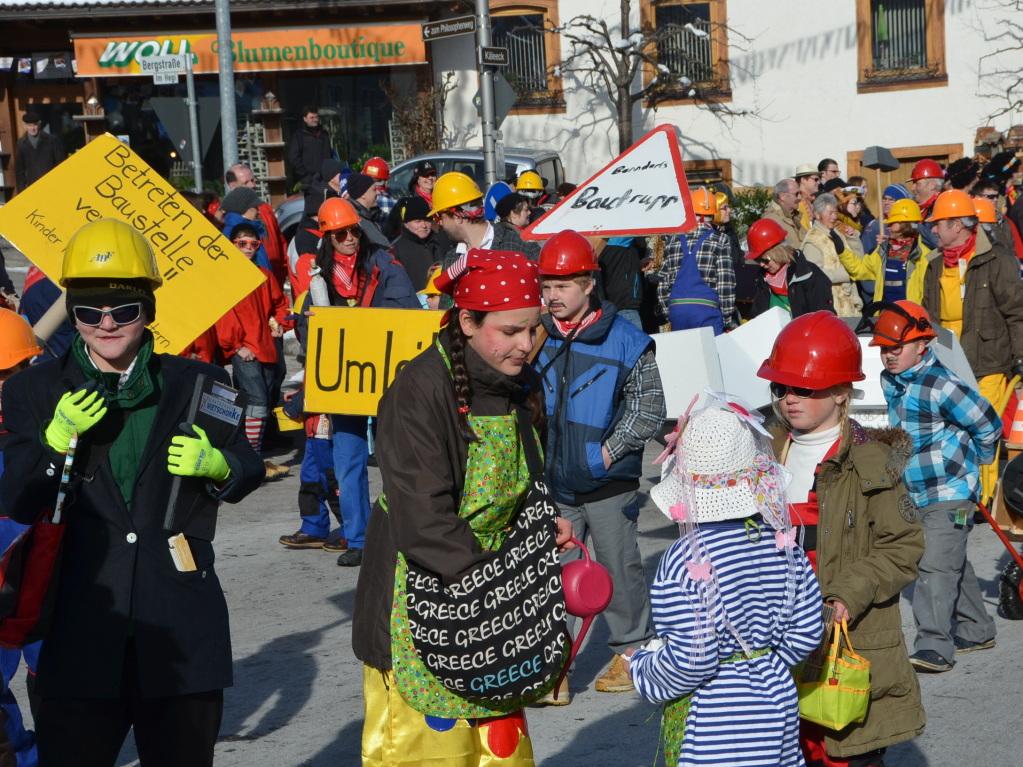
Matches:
[594,655,634,693]
[264,460,291,481]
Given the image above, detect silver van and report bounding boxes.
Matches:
[275,147,564,241]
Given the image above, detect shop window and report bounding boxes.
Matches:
[641,0,730,104]
[491,0,565,111]
[856,0,946,93]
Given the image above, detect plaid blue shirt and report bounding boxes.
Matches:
[376,188,396,219]
[881,348,1001,507]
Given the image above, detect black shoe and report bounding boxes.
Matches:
[367,454,378,467]
[337,547,363,567]
[909,649,954,672]
[953,636,995,654]
[278,531,326,549]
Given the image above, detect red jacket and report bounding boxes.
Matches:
[215,266,294,363]
[258,202,289,289]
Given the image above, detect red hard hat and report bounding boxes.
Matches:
[910,158,944,180]
[745,218,788,260]
[363,157,390,180]
[538,230,600,275]
[757,312,865,388]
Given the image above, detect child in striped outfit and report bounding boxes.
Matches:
[627,402,823,767]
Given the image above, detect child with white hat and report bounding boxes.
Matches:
[626,399,823,767]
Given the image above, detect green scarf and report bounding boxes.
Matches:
[72,330,156,409]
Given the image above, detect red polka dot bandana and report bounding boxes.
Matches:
[435,249,540,312]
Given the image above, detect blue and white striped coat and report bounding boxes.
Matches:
[630,520,823,766]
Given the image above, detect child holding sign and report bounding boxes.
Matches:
[216,222,294,479]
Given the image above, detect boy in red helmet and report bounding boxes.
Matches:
[868,301,1001,673]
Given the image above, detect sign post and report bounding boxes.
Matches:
[140,53,202,192]
[474,0,499,189]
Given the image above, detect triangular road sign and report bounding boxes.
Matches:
[150,97,221,167]
[522,124,696,240]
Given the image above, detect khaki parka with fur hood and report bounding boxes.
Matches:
[775,418,926,757]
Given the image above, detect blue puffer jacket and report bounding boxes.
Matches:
[536,301,652,505]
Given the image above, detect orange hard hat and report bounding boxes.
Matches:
[691,187,717,216]
[757,312,865,388]
[538,230,600,276]
[971,196,997,224]
[925,189,977,222]
[0,308,42,368]
[318,198,360,232]
[866,300,938,347]
[363,157,390,180]
[910,159,944,180]
[745,219,788,260]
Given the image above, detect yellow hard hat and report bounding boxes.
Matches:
[418,267,443,296]
[429,172,484,217]
[61,219,162,287]
[712,192,729,224]
[516,171,544,191]
[885,199,923,224]
[691,187,717,216]
[0,308,42,368]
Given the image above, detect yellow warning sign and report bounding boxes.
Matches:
[0,134,265,354]
[304,307,440,416]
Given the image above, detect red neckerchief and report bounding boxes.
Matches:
[332,253,358,298]
[788,437,841,572]
[764,264,789,294]
[942,232,977,268]
[551,308,601,337]
[416,187,433,208]
[920,193,939,216]
[888,237,914,262]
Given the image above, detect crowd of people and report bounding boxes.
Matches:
[0,131,1022,767]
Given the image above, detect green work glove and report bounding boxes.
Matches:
[167,424,231,482]
[44,383,108,453]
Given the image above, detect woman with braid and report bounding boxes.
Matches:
[352,249,574,766]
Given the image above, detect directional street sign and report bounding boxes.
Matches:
[479,46,509,66]
[140,54,188,85]
[471,73,518,130]
[422,16,477,41]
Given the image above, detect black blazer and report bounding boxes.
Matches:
[0,351,263,699]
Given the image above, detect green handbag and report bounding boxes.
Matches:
[796,619,871,731]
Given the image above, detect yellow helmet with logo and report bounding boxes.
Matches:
[429,172,484,217]
[61,219,162,287]
[885,199,923,224]
[516,171,544,192]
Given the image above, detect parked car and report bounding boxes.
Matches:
[274,147,565,242]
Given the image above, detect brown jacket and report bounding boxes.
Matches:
[921,227,1023,379]
[776,420,926,757]
[352,334,543,670]
[763,199,805,246]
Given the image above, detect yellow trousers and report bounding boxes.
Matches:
[978,373,1007,503]
[362,667,535,767]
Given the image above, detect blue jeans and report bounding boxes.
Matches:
[231,357,276,419]
[299,437,341,538]
[331,414,370,549]
[617,309,643,330]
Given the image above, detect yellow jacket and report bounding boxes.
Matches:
[838,237,933,304]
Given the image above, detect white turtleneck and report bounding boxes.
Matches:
[784,424,842,504]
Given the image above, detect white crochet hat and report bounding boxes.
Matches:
[652,407,762,523]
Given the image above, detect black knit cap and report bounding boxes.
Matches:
[346,173,376,201]
[220,186,263,215]
[397,195,431,222]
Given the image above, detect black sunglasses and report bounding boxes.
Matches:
[754,256,772,266]
[770,382,818,399]
[330,225,362,240]
[979,193,999,200]
[72,302,143,327]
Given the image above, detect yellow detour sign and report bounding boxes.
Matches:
[305,307,440,416]
[0,133,265,354]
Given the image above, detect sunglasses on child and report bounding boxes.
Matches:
[72,302,144,327]
[770,382,818,399]
[232,237,261,249]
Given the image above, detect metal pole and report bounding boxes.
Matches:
[184,54,203,193]
[475,0,498,189]
[216,0,239,170]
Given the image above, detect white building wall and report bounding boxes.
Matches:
[435,0,1018,186]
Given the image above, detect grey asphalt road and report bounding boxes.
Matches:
[0,240,1017,766]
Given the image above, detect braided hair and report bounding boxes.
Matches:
[445,308,546,443]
